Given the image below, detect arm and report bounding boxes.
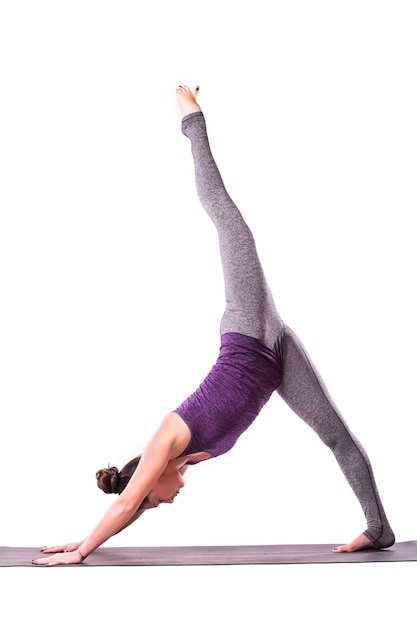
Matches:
[40,509,146,557]
[33,412,191,566]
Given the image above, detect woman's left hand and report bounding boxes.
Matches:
[32,549,85,567]
[40,541,82,554]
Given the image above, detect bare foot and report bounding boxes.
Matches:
[176,85,201,117]
[333,532,376,553]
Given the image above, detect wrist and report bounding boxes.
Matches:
[77,549,87,562]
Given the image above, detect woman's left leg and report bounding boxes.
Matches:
[276,325,395,550]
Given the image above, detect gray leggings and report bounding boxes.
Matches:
[182,111,394,548]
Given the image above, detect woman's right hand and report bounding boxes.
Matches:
[41,541,82,554]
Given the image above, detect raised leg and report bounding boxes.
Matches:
[177,86,283,350]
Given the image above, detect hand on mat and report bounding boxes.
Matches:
[40,541,82,554]
[32,550,84,567]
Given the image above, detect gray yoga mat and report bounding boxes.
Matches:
[1,542,416,566]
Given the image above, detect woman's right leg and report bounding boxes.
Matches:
[276,325,395,550]
[178,88,283,350]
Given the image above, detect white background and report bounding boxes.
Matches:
[1,1,416,624]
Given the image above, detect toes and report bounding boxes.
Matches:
[176,85,199,98]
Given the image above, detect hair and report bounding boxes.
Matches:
[96,455,142,495]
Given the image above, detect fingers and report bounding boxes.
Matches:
[32,556,53,566]
[32,551,83,566]
[41,542,78,554]
[41,545,66,554]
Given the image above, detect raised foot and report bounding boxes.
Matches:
[333,532,378,553]
[176,85,201,117]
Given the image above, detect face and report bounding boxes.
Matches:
[144,463,186,509]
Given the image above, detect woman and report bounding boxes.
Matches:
[33,86,394,566]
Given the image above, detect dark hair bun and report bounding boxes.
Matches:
[96,466,120,494]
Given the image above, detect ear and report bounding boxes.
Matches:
[172,451,211,470]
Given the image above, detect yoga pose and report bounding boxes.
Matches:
[32,86,394,566]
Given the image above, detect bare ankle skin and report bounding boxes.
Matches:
[176,85,201,117]
[333,532,377,553]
